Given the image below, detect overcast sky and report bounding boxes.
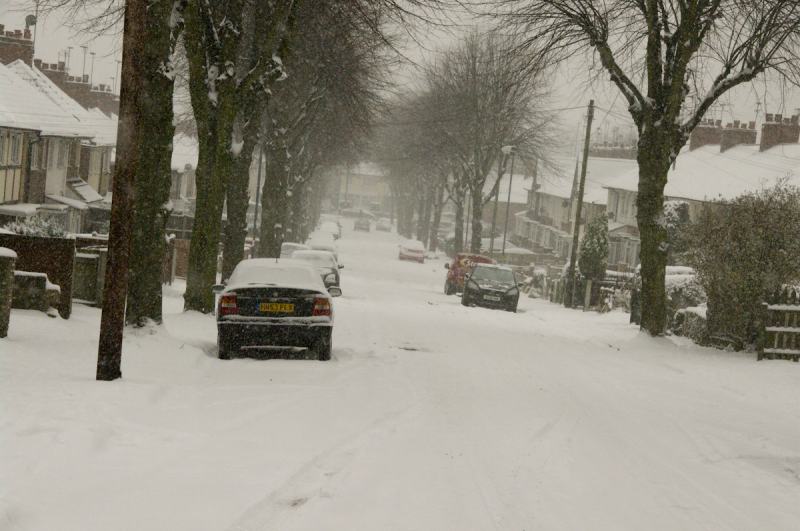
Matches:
[3,0,799,150]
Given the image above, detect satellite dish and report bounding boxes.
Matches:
[25,14,37,28]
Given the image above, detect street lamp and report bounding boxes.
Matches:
[89,52,96,86]
[66,46,73,72]
[500,145,516,255]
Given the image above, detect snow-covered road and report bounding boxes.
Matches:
[2,225,800,531]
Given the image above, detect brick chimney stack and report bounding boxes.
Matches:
[689,119,724,151]
[760,113,800,152]
[720,119,757,152]
[0,22,34,66]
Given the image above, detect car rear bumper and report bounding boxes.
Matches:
[218,321,332,353]
[463,292,518,309]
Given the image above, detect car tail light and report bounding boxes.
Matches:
[219,293,238,316]
[312,296,332,317]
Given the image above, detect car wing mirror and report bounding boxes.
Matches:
[211,283,226,294]
[338,264,344,269]
[328,286,342,297]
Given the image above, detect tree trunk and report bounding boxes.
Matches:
[453,199,464,255]
[97,0,148,380]
[636,137,671,336]
[125,0,180,326]
[221,145,256,280]
[469,186,483,253]
[428,180,445,252]
[258,145,289,257]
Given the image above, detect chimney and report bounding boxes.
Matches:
[99,83,106,91]
[765,113,774,123]
[58,61,65,71]
[689,121,723,151]
[721,118,757,152]
[0,25,35,66]
[760,114,800,151]
[82,74,89,83]
[33,58,41,68]
[749,121,756,129]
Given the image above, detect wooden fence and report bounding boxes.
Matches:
[759,287,800,362]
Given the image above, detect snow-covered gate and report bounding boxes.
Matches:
[759,287,800,362]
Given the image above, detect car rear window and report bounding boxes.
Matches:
[228,262,318,288]
[471,266,514,283]
[292,251,336,266]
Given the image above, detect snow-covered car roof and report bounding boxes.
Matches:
[225,259,327,292]
[291,250,338,266]
[400,239,425,251]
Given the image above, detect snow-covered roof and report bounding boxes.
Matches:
[487,155,638,206]
[69,179,104,203]
[46,194,88,211]
[0,203,40,217]
[172,134,198,171]
[0,62,88,138]
[604,144,800,202]
[7,60,117,146]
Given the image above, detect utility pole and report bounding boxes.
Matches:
[488,153,503,255]
[501,148,516,255]
[80,45,87,78]
[89,52,95,85]
[66,46,73,72]
[565,100,594,309]
[96,0,147,381]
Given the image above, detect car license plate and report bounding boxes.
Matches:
[259,302,294,313]
[483,295,501,301]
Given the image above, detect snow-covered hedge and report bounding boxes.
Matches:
[3,216,67,238]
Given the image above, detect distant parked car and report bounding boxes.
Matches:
[307,236,339,261]
[280,242,310,258]
[444,253,495,294]
[319,220,341,240]
[214,259,340,360]
[354,218,371,232]
[376,218,392,232]
[398,239,426,263]
[291,249,343,289]
[460,263,520,312]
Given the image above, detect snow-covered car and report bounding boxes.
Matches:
[461,263,520,312]
[398,239,425,263]
[319,221,341,240]
[307,236,339,261]
[444,253,495,294]
[376,218,392,232]
[280,242,310,258]
[214,259,340,361]
[291,249,343,289]
[354,218,371,232]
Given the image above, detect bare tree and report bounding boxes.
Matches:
[494,0,800,335]
[422,30,552,253]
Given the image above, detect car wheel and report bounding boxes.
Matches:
[218,345,232,360]
[314,333,332,361]
[461,295,470,306]
[507,304,517,313]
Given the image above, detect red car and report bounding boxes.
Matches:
[444,253,495,294]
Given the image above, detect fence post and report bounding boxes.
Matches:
[0,248,17,338]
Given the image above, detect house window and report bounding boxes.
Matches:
[0,132,6,164]
[69,141,79,167]
[10,134,22,164]
[57,140,67,168]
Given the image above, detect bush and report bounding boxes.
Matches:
[578,216,608,281]
[688,183,800,349]
[3,216,67,238]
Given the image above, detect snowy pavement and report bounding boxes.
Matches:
[2,226,800,531]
